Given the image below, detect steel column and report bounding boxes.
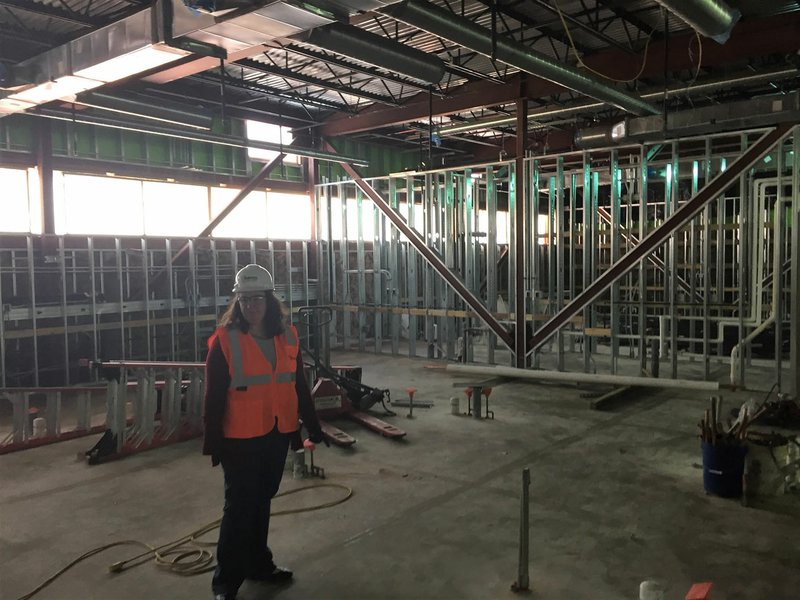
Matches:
[791,128,800,397]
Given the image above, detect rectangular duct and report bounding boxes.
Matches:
[622,92,800,141]
[0,0,364,117]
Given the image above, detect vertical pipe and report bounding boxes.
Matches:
[211,238,220,334]
[340,183,350,350]
[669,143,679,378]
[583,154,593,373]
[59,237,70,385]
[373,203,382,353]
[408,176,418,358]
[142,238,151,361]
[445,171,456,359]
[774,145,784,389]
[790,128,800,397]
[424,173,435,358]
[286,240,294,315]
[610,150,621,374]
[0,239,5,387]
[531,159,540,368]
[355,189,366,352]
[189,240,198,361]
[690,161,699,355]
[638,146,648,374]
[165,239,175,361]
[547,176,555,353]
[302,241,310,315]
[738,133,748,388]
[514,95,527,368]
[471,386,482,419]
[487,167,498,364]
[26,236,39,386]
[37,120,55,235]
[514,467,531,592]
[115,238,124,361]
[389,176,400,355]
[702,139,712,380]
[556,157,565,371]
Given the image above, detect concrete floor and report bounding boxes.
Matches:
[1,351,798,600]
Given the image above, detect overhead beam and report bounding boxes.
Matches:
[320,11,800,136]
[324,142,513,349]
[527,122,796,353]
[236,59,400,106]
[284,44,437,94]
[0,0,100,28]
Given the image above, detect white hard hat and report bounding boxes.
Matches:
[232,264,274,293]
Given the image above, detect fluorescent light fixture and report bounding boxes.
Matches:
[75,46,187,83]
[611,120,626,140]
[9,75,102,104]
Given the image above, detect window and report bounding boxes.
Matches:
[54,173,144,235]
[0,167,41,234]
[266,192,311,240]
[245,120,300,165]
[143,182,209,237]
[210,187,268,238]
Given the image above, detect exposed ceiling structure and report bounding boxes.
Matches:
[1,0,799,166]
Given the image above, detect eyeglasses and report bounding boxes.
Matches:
[238,295,266,306]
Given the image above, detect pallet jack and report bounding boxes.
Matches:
[299,306,406,447]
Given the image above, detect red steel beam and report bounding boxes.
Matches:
[320,12,800,137]
[324,143,513,349]
[528,122,796,353]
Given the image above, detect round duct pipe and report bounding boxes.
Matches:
[298,22,445,85]
[381,0,659,116]
[574,126,614,149]
[655,0,741,43]
[75,92,214,130]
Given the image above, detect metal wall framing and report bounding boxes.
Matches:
[314,126,797,388]
[0,236,318,386]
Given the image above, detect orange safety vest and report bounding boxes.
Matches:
[213,324,300,438]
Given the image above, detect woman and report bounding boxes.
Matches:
[203,263,324,600]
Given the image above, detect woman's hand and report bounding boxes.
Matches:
[303,438,316,452]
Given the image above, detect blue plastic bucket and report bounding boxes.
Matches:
[701,441,747,498]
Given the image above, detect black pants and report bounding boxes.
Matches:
[212,426,290,595]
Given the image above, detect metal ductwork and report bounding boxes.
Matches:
[655,0,741,44]
[439,67,800,136]
[295,22,445,85]
[0,3,190,116]
[0,0,346,117]
[381,0,659,117]
[575,91,800,148]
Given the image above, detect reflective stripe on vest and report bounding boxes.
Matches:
[217,324,300,438]
[228,329,272,388]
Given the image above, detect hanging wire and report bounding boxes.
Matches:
[553,0,655,84]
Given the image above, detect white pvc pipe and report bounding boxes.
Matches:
[446,363,720,391]
[729,190,789,386]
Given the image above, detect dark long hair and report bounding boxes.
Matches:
[218,291,288,337]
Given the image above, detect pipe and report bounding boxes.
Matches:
[380,0,659,116]
[730,196,788,386]
[446,363,720,391]
[439,67,799,136]
[296,22,445,85]
[32,107,369,166]
[655,0,740,43]
[73,91,214,130]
